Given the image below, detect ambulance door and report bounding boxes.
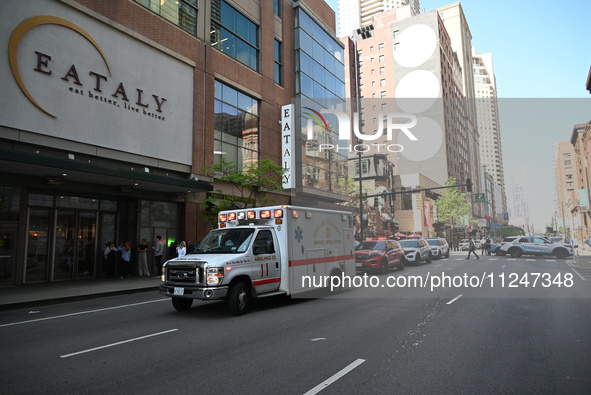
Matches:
[251,229,281,294]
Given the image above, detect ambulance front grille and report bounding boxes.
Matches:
[167,264,204,284]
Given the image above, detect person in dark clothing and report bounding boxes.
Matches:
[103,242,117,277]
[466,237,480,260]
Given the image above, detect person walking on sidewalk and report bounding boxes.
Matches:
[137,239,150,276]
[466,237,480,260]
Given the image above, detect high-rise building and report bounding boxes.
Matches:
[435,3,482,219]
[472,48,507,225]
[569,123,591,240]
[509,168,531,232]
[337,0,420,37]
[554,141,581,240]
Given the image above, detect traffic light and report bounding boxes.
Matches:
[466,178,472,192]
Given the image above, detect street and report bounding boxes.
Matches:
[1,252,590,394]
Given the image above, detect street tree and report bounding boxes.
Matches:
[201,158,285,225]
[434,177,471,225]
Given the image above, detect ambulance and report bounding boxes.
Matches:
[159,205,355,315]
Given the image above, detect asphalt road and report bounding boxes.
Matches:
[1,252,590,394]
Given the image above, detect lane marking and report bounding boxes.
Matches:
[0,299,167,328]
[502,265,506,268]
[304,359,365,395]
[526,259,535,262]
[545,260,556,262]
[60,329,178,358]
[446,294,463,305]
[311,338,326,342]
[433,264,442,267]
[567,262,586,281]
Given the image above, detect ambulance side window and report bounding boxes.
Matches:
[253,230,275,254]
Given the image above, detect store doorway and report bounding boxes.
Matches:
[0,224,18,285]
[53,210,97,280]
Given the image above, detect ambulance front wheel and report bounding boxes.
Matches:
[228,281,250,316]
[172,297,193,311]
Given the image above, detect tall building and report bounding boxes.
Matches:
[472,48,508,225]
[337,0,420,37]
[508,168,531,232]
[554,141,581,240]
[435,3,482,220]
[569,123,591,240]
[339,6,479,235]
[0,0,344,286]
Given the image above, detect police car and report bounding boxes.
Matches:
[498,236,573,259]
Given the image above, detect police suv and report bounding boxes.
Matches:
[498,236,574,259]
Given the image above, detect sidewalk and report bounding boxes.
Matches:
[0,276,161,311]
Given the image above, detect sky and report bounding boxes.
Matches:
[326,0,591,232]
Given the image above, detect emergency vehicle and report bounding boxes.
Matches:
[159,205,355,315]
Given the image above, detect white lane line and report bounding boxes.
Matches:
[507,259,516,261]
[0,299,167,328]
[446,294,463,305]
[303,359,366,395]
[60,329,178,358]
[526,259,535,262]
[545,260,556,262]
[567,262,586,281]
[502,265,506,268]
[433,264,442,267]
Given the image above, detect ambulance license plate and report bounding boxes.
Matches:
[174,287,184,296]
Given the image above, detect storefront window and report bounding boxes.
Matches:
[0,186,21,221]
[26,209,51,282]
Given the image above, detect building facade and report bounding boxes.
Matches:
[555,140,582,241]
[337,0,420,37]
[0,0,343,286]
[472,48,508,225]
[568,123,591,241]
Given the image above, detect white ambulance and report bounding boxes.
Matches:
[159,205,355,315]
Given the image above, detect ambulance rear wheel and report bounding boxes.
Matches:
[172,297,193,311]
[228,281,249,316]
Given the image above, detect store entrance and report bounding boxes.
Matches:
[0,224,18,285]
[53,210,97,280]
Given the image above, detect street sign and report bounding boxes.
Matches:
[474,193,485,202]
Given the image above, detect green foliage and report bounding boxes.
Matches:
[433,177,471,225]
[494,226,525,238]
[201,158,285,224]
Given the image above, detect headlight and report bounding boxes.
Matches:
[206,267,224,286]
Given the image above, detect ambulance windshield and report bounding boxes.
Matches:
[192,228,255,254]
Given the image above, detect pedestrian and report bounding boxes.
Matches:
[168,241,178,260]
[480,236,487,255]
[103,242,117,277]
[137,239,150,276]
[177,241,187,257]
[117,241,132,278]
[153,235,164,277]
[485,236,492,255]
[466,237,479,260]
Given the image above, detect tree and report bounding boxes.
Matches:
[201,158,285,224]
[433,177,471,225]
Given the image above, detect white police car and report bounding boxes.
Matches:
[499,236,573,259]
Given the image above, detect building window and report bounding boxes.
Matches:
[380,79,386,87]
[274,0,281,16]
[135,0,198,36]
[211,0,259,71]
[274,39,282,85]
[565,167,572,172]
[379,55,384,62]
[379,67,385,74]
[564,160,572,165]
[378,42,384,51]
[214,81,260,169]
[380,91,386,98]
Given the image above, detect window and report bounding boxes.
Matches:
[379,67,385,74]
[135,0,198,36]
[378,42,384,51]
[564,160,572,165]
[211,0,259,71]
[274,39,282,85]
[565,167,573,172]
[379,55,384,62]
[214,81,260,169]
[380,91,386,98]
[380,79,386,87]
[273,0,281,16]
